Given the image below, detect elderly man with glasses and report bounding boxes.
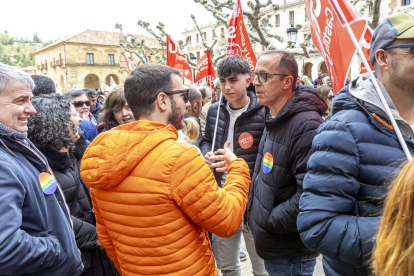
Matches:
[297,11,414,276]
[245,50,327,276]
[63,90,98,142]
[80,64,252,276]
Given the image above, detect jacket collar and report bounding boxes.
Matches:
[220,90,262,112]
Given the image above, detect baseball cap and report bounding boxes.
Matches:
[370,10,414,65]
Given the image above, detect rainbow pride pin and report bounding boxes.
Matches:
[262,152,273,174]
[39,172,57,195]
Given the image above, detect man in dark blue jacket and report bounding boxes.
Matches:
[246,50,326,276]
[0,63,83,275]
[201,55,267,276]
[298,11,414,276]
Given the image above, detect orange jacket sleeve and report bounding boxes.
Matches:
[170,147,251,238]
[90,189,120,271]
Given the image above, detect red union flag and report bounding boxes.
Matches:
[360,27,374,74]
[166,34,193,82]
[227,0,257,71]
[124,55,135,73]
[194,49,216,88]
[305,0,367,93]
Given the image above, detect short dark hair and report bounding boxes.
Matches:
[217,55,250,78]
[101,90,129,130]
[63,89,86,100]
[27,94,76,150]
[185,84,201,104]
[83,88,98,98]
[258,50,298,91]
[124,64,181,119]
[31,75,56,96]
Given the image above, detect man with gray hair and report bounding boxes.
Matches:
[0,63,83,275]
[185,84,203,120]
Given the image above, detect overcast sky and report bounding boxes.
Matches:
[1,0,252,42]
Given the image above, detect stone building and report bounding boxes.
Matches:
[33,30,161,92]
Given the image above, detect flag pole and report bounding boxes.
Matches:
[211,93,223,153]
[330,0,412,161]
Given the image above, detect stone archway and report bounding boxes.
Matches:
[105,74,119,86]
[84,74,99,89]
[304,63,313,79]
[319,61,328,74]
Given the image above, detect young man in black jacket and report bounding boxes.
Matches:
[245,50,327,276]
[201,55,267,276]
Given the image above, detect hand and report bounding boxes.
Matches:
[210,141,237,173]
[204,152,214,167]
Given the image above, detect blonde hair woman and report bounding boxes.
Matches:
[373,159,414,276]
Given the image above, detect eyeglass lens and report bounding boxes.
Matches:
[74,101,91,107]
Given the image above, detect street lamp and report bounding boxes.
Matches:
[287,24,298,48]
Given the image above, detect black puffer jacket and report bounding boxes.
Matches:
[246,85,327,260]
[39,136,116,276]
[200,91,266,184]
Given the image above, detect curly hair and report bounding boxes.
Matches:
[27,94,77,150]
[101,90,128,130]
[31,75,56,96]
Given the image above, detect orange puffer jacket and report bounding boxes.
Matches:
[80,120,251,276]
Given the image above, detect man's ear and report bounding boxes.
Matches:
[375,49,390,72]
[284,75,295,90]
[156,93,169,112]
[245,74,251,87]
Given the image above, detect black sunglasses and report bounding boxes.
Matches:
[148,89,190,104]
[73,100,91,108]
[328,95,335,100]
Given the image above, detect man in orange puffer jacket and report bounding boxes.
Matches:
[80,64,251,276]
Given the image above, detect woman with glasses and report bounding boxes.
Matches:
[27,94,118,276]
[101,90,135,130]
[64,90,99,142]
[317,85,334,119]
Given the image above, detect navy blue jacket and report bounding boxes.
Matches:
[79,115,98,142]
[298,81,414,275]
[0,135,83,276]
[246,85,326,260]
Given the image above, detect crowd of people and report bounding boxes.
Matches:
[0,11,414,276]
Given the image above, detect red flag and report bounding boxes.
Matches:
[360,27,374,74]
[305,0,367,93]
[166,34,193,82]
[124,55,135,73]
[194,49,216,89]
[227,0,257,71]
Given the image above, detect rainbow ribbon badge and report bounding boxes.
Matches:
[39,172,57,195]
[262,152,273,174]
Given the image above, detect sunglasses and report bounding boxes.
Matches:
[148,89,190,104]
[328,95,335,100]
[73,101,91,108]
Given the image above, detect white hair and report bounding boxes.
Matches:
[0,63,35,94]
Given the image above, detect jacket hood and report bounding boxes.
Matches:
[333,74,413,140]
[268,85,327,125]
[80,120,178,190]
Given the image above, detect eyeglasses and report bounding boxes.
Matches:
[148,89,190,104]
[70,111,80,117]
[73,101,91,108]
[384,43,414,50]
[328,95,335,101]
[195,100,205,106]
[250,72,289,83]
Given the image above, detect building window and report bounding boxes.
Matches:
[196,34,199,43]
[203,32,207,41]
[87,53,94,65]
[402,0,410,6]
[289,11,295,25]
[221,28,225,37]
[187,36,192,44]
[212,30,215,39]
[275,14,280,27]
[108,54,115,65]
[196,52,200,60]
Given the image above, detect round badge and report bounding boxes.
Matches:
[262,152,273,174]
[238,132,254,149]
[39,172,57,195]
